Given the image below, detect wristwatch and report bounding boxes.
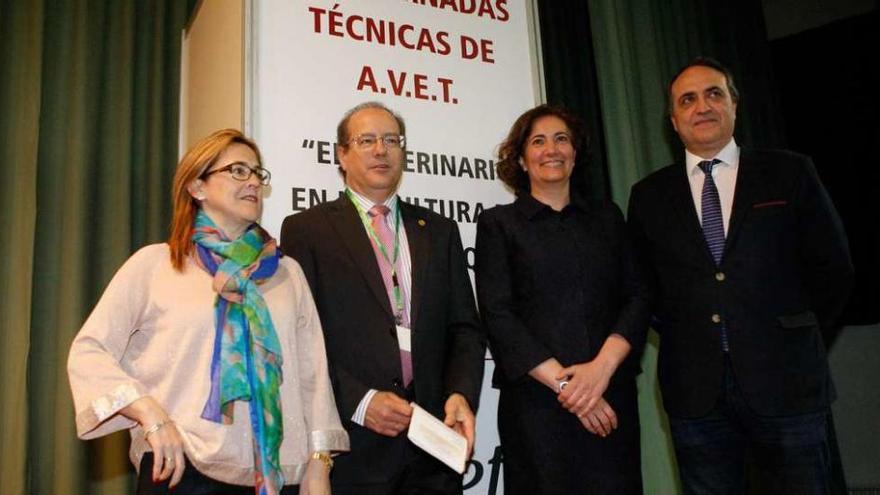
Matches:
[311,451,333,470]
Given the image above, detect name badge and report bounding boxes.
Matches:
[395,325,412,352]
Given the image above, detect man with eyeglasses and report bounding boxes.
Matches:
[280,101,485,494]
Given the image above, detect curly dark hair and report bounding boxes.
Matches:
[496,104,586,195]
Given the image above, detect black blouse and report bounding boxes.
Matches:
[475,194,652,387]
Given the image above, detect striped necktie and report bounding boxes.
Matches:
[698,159,730,352]
[367,205,413,386]
[698,159,725,265]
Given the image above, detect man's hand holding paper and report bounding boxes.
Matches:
[407,402,469,474]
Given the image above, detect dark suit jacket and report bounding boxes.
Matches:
[280,196,485,484]
[627,148,853,418]
[474,196,651,490]
[475,195,651,387]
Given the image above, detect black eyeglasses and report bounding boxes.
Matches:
[202,162,271,185]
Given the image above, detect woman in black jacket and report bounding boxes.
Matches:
[475,105,652,494]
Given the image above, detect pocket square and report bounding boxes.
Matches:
[752,200,788,208]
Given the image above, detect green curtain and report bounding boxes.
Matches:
[0,1,192,493]
[587,0,689,208]
[0,0,42,492]
[536,1,612,202]
[588,0,783,207]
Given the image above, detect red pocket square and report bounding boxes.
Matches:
[752,200,788,208]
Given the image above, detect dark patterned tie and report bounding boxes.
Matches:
[699,159,725,265]
[698,159,729,351]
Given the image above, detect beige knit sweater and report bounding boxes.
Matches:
[68,243,349,485]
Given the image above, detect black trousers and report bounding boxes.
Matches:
[137,453,299,495]
[331,445,462,495]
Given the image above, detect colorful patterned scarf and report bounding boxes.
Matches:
[192,210,284,494]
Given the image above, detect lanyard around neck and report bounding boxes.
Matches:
[346,189,406,324]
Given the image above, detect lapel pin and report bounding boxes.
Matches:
[418,219,426,227]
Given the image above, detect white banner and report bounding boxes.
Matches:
[249,1,541,492]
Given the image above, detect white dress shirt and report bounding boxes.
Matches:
[685,138,740,235]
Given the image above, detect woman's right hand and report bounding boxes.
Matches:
[577,397,618,437]
[121,396,186,486]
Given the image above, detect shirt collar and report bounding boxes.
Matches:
[514,192,588,219]
[346,188,399,222]
[685,138,740,177]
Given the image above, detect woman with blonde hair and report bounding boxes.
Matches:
[68,129,348,494]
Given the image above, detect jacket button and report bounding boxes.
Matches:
[711,313,722,323]
[715,272,726,281]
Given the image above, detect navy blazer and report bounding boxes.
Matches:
[627,148,853,418]
[280,196,485,484]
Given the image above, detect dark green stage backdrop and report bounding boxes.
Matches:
[0,1,195,493]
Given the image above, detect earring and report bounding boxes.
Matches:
[195,195,205,201]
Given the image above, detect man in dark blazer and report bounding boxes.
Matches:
[627,58,853,494]
[280,102,485,494]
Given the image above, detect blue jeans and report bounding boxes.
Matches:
[669,358,833,495]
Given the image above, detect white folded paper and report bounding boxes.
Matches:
[407,403,468,474]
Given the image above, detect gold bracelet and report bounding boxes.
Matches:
[311,451,333,470]
[143,420,171,439]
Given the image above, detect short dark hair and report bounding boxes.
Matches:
[335,101,406,178]
[667,56,740,114]
[496,104,586,195]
